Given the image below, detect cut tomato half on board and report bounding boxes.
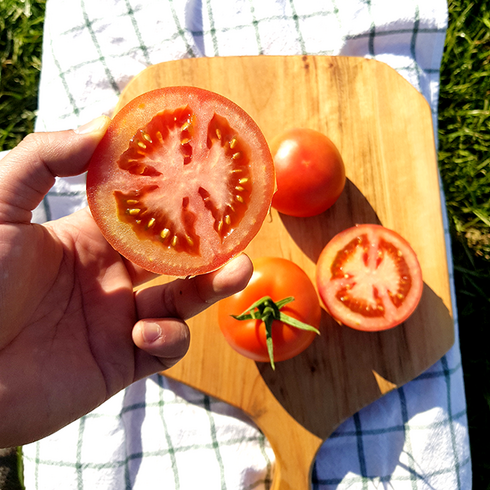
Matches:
[86,87,275,277]
[316,224,423,331]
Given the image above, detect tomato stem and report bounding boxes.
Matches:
[231,296,320,370]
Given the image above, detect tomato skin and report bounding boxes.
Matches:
[87,86,275,277]
[270,128,346,217]
[316,224,423,332]
[218,257,321,363]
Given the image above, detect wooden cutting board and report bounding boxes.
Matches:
[117,56,454,490]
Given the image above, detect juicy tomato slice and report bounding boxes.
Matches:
[270,128,346,217]
[87,87,275,277]
[316,224,423,331]
[218,257,322,363]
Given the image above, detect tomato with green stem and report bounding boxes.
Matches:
[87,86,275,277]
[218,257,321,368]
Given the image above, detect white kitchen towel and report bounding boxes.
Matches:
[21,0,471,489]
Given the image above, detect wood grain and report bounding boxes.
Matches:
[118,56,454,490]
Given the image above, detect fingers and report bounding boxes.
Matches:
[0,116,110,224]
[122,257,160,288]
[134,254,254,321]
[132,318,191,371]
[131,254,253,377]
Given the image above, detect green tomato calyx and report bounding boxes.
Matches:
[231,296,320,370]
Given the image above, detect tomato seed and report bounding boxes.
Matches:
[141,132,153,143]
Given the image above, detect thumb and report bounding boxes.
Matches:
[0,116,110,224]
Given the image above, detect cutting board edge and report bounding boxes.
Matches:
[114,55,434,117]
[116,54,456,488]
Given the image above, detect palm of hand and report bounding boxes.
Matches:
[0,123,252,448]
[0,208,139,445]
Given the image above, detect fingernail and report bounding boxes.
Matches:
[143,322,162,344]
[74,115,110,135]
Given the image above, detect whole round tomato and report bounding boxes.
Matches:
[218,257,321,366]
[316,224,423,331]
[87,86,275,277]
[270,128,346,217]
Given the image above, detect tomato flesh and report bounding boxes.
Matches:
[316,224,423,331]
[218,257,322,363]
[113,109,252,255]
[87,87,274,277]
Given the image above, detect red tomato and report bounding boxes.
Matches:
[270,128,346,217]
[316,224,423,331]
[87,87,275,277]
[218,257,321,365]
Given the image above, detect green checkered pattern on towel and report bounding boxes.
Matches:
[21,0,471,489]
[25,376,274,490]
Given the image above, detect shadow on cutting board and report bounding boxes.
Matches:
[257,179,454,441]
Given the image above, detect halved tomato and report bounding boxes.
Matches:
[316,224,423,331]
[87,87,275,277]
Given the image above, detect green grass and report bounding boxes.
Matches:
[1,0,489,487]
[0,0,44,151]
[439,0,490,261]
[438,1,490,487]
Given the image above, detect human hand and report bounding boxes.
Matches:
[0,118,253,448]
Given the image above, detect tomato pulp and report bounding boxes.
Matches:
[316,224,423,331]
[270,128,346,217]
[87,87,275,277]
[218,257,322,364]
